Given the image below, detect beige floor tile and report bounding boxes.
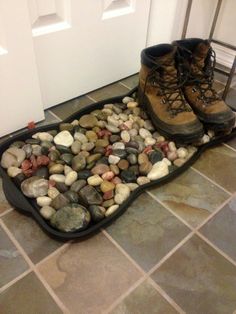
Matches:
[151,235,236,314]
[0,272,62,314]
[111,279,178,314]
[88,82,129,101]
[38,233,141,314]
[2,210,62,264]
[193,145,236,193]
[200,195,236,261]
[149,168,229,228]
[106,193,190,271]
[120,74,139,89]
[50,95,93,120]
[0,225,28,288]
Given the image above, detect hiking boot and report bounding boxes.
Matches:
[138,44,204,143]
[173,38,235,134]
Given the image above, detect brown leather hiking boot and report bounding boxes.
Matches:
[138,44,204,143]
[173,38,235,134]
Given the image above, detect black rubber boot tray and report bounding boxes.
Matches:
[0,86,235,241]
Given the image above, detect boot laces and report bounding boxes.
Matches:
[143,59,191,117]
[188,47,220,103]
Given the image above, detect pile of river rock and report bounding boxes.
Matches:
[0,96,213,232]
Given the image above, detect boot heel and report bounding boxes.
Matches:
[137,85,146,110]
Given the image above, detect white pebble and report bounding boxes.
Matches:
[105,205,119,216]
[137,176,151,185]
[207,130,215,138]
[122,96,134,104]
[37,196,52,207]
[112,142,125,150]
[7,166,22,178]
[177,147,188,159]
[126,183,139,191]
[201,134,210,144]
[168,141,177,152]
[144,137,156,146]
[139,128,152,139]
[156,136,165,143]
[119,113,128,121]
[65,171,78,186]
[108,155,120,164]
[129,128,138,137]
[54,131,74,147]
[71,119,79,126]
[32,132,53,142]
[121,130,130,143]
[107,115,120,127]
[147,161,169,181]
[64,165,73,175]
[49,174,66,183]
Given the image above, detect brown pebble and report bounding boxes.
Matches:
[118,159,129,170]
[138,153,149,165]
[110,164,119,175]
[139,161,152,175]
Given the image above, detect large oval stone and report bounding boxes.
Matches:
[50,204,91,232]
[21,176,48,198]
[1,147,26,169]
[79,185,103,205]
[54,131,74,147]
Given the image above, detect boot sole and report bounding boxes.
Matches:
[199,116,235,135]
[138,89,204,144]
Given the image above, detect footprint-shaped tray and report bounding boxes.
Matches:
[0,86,235,241]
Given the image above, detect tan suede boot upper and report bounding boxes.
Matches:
[138,44,203,142]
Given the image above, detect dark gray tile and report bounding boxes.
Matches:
[2,210,62,264]
[111,279,178,314]
[200,196,236,261]
[106,193,190,271]
[0,272,62,314]
[88,82,129,101]
[149,168,229,227]
[225,87,236,110]
[0,178,12,215]
[151,235,236,314]
[50,95,93,120]
[0,225,28,288]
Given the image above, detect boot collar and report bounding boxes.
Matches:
[141,44,175,68]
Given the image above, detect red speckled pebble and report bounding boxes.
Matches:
[103,189,114,200]
[21,160,32,171]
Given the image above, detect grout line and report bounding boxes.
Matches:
[196,231,236,267]
[102,229,187,313]
[0,269,32,293]
[0,220,69,313]
[86,95,97,103]
[103,276,147,314]
[191,167,232,195]
[149,278,186,314]
[147,232,194,276]
[146,191,194,231]
[102,229,145,275]
[223,142,236,153]
[118,81,132,90]
[36,242,71,267]
[0,207,14,218]
[47,110,62,122]
[195,193,235,231]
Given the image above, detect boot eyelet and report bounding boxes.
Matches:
[192,88,197,93]
[162,98,166,104]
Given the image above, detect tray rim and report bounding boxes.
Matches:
[0,86,236,241]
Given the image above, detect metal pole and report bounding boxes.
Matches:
[181,0,193,39]
[209,0,223,40]
[222,55,236,100]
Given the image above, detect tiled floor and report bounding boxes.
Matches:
[1,74,236,314]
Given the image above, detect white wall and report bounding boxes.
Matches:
[147,0,235,68]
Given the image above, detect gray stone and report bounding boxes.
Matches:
[21,176,48,198]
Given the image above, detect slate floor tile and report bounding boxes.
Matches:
[193,145,236,193]
[0,272,62,314]
[2,210,62,264]
[0,225,28,288]
[38,233,141,314]
[200,195,236,262]
[106,193,190,271]
[151,235,236,314]
[149,168,229,227]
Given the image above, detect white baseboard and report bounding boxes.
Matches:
[212,42,235,69]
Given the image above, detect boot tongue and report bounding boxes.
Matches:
[155,47,177,81]
[192,41,210,73]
